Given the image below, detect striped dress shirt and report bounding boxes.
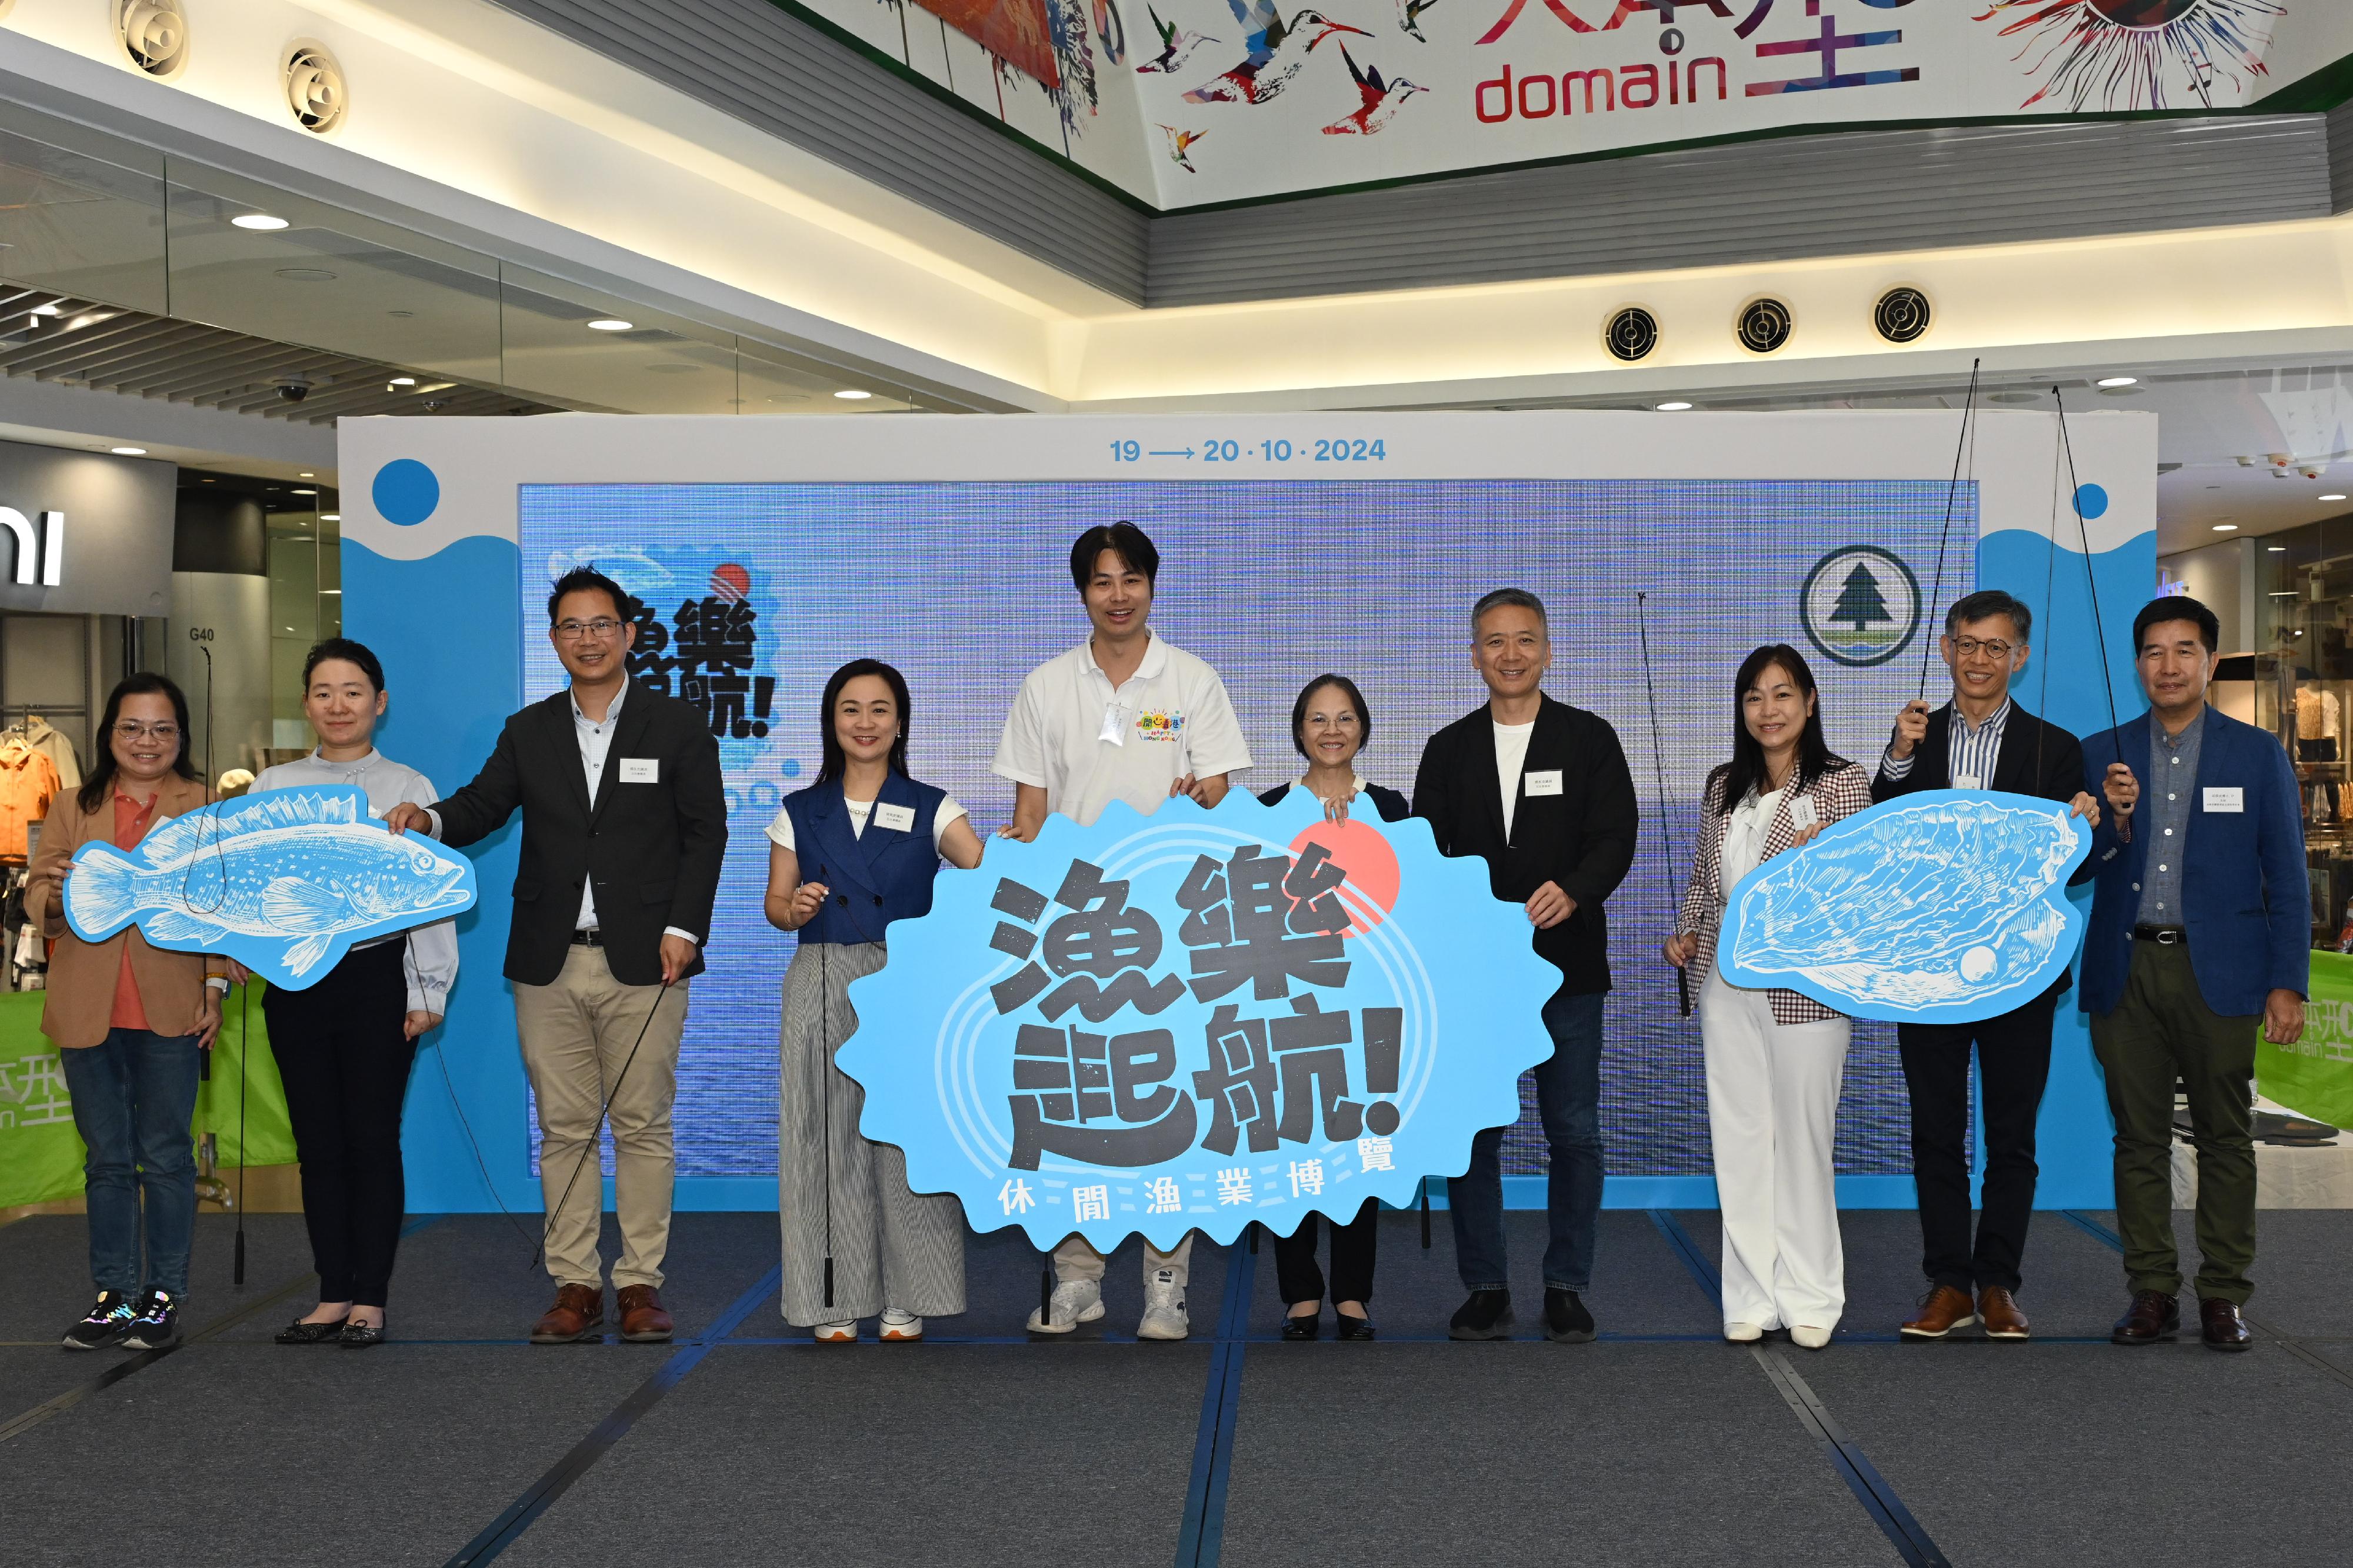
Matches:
[1881,699,2012,789]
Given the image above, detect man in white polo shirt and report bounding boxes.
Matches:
[995,521,1253,1340]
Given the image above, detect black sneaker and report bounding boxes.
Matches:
[1448,1289,1514,1341]
[121,1289,182,1351]
[61,1290,135,1351]
[1544,1287,1597,1343]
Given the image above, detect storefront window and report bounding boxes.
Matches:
[266,504,341,759]
[2249,513,2353,950]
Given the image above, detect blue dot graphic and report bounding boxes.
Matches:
[372,459,440,526]
[2072,483,2109,521]
[782,759,802,778]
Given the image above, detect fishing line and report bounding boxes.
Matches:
[1918,358,1983,703]
[815,917,835,1313]
[531,976,673,1274]
[406,929,538,1252]
[1634,592,1692,1017]
[179,644,229,916]
[234,976,248,1286]
[2051,385,2131,843]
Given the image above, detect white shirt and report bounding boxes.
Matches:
[1720,786,1785,890]
[252,748,459,1015]
[993,631,1253,826]
[1494,719,1535,840]
[765,794,968,852]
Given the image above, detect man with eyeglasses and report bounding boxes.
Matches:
[1874,588,2101,1343]
[386,568,726,1346]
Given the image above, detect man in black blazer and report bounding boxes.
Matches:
[1412,588,1637,1343]
[1875,589,2100,1343]
[389,568,726,1346]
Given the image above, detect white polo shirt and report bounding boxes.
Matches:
[993,631,1253,826]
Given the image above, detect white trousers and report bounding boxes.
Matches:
[1052,1233,1191,1289]
[1700,973,1850,1332]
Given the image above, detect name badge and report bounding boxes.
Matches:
[2203,787,2244,813]
[1788,795,1819,831]
[1099,701,1126,747]
[619,758,658,784]
[1953,773,1982,792]
[873,802,916,833]
[1524,769,1563,798]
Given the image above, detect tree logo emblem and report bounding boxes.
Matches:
[1799,546,1921,668]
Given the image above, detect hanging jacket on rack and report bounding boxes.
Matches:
[0,742,59,860]
[19,716,80,790]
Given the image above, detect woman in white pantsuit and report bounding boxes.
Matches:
[1665,644,1871,1349]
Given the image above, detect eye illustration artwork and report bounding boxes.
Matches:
[1979,0,2285,111]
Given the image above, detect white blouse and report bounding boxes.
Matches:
[1719,786,1785,890]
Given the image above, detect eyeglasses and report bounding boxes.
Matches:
[1949,637,2014,659]
[554,618,625,642]
[113,722,180,742]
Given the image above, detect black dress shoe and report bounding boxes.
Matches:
[2111,1290,2180,1346]
[1544,1288,1596,1343]
[338,1321,385,1349]
[1334,1312,1375,1342]
[1280,1312,1319,1341]
[2198,1297,2252,1353]
[1448,1289,1512,1341]
[275,1315,349,1345]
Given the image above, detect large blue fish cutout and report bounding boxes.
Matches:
[65,785,477,990]
[1718,790,2090,1025]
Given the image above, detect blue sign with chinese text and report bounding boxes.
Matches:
[840,788,1561,1252]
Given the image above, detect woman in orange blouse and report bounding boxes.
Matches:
[28,675,224,1353]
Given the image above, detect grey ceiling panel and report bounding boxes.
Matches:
[1146,116,2334,308]
[485,0,1150,305]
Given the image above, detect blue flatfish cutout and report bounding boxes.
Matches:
[1718,790,2090,1025]
[64,785,478,991]
[837,786,1561,1253]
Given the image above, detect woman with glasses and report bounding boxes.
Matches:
[247,638,458,1349]
[29,675,225,1353]
[1663,645,1870,1349]
[765,659,984,1342]
[1257,674,1409,1342]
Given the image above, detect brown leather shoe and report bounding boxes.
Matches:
[1899,1285,1977,1339]
[2110,1289,2179,1346]
[530,1283,605,1345]
[2198,1297,2252,1353]
[1977,1286,2029,1341]
[616,1284,674,1344]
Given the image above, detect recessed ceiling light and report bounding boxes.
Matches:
[2212,523,2239,532]
[834,389,873,400]
[231,213,291,231]
[2097,376,2138,388]
[320,512,340,522]
[1654,401,1694,412]
[292,488,316,495]
[110,446,146,456]
[387,376,416,386]
[298,472,314,478]
[31,303,59,317]
[586,318,634,332]
[2322,493,2348,502]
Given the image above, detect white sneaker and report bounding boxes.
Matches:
[1789,1325,1833,1350]
[813,1319,856,1343]
[1723,1322,1765,1343]
[1136,1270,1189,1341]
[1026,1279,1104,1335]
[879,1308,922,1342]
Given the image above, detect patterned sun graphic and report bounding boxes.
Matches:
[1978,0,2284,111]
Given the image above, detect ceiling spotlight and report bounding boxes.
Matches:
[2323,493,2348,502]
[1654,400,1694,412]
[2097,376,2138,388]
[298,471,314,478]
[292,488,316,495]
[31,303,59,317]
[2212,523,2239,532]
[2270,545,2288,552]
[834,389,873,400]
[320,512,340,522]
[586,318,634,332]
[231,213,291,231]
[110,446,146,456]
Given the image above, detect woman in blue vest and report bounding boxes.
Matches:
[765,659,984,1342]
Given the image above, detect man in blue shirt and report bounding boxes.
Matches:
[2082,596,2306,1352]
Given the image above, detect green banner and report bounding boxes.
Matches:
[2257,950,2353,1129]
[0,983,294,1209]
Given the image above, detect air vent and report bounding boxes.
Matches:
[1735,298,1792,355]
[1874,287,1931,344]
[1602,307,1658,363]
[118,0,189,78]
[284,45,348,135]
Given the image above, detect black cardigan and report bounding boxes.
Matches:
[1410,693,1638,995]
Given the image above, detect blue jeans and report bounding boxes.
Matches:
[58,1029,203,1299]
[1448,989,1605,1294]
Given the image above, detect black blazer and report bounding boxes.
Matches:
[1257,780,1412,822]
[434,683,728,986]
[1411,694,1638,995]
[1870,702,2084,807]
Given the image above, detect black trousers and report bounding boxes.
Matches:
[263,942,419,1307]
[1897,987,2059,1295]
[1272,1199,1378,1306]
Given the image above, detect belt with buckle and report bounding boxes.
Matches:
[571,928,603,948]
[2131,925,2186,945]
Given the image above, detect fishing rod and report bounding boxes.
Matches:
[1919,359,1983,703]
[532,976,674,1273]
[1634,592,1691,1017]
[189,641,249,1287]
[2051,385,2132,844]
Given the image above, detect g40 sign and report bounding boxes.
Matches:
[0,508,65,587]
